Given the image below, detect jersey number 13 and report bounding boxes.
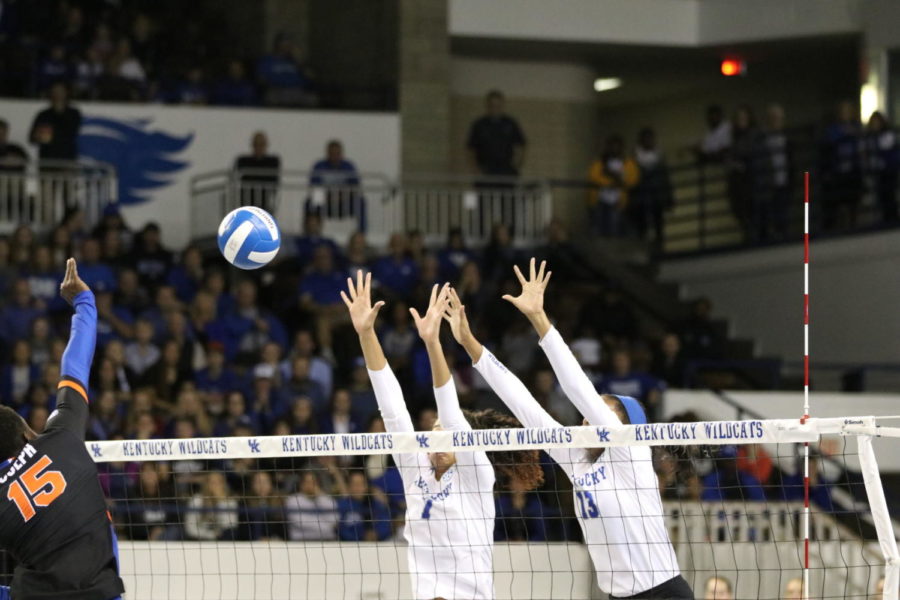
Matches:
[575,490,600,519]
[6,456,68,522]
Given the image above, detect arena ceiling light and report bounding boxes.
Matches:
[593,77,622,92]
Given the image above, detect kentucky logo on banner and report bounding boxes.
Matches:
[78,116,194,205]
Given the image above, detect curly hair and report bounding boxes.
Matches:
[461,408,545,491]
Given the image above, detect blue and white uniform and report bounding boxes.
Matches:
[368,366,496,599]
[473,327,680,598]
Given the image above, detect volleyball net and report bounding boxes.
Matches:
[6,416,896,600]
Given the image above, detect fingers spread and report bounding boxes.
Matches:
[409,307,421,323]
[537,260,546,282]
[346,278,357,300]
[529,257,536,281]
[340,290,353,309]
[513,264,526,286]
[543,270,552,286]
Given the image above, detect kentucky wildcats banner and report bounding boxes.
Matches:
[0,99,400,246]
[77,418,878,463]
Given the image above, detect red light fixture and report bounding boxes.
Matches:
[720,59,745,77]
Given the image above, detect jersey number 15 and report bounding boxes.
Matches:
[6,456,68,522]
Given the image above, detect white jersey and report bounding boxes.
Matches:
[473,327,680,598]
[368,367,496,600]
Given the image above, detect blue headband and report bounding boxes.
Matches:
[613,395,647,425]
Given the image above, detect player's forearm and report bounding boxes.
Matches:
[539,326,620,426]
[458,331,484,363]
[525,310,552,340]
[357,328,386,371]
[367,361,413,432]
[434,374,468,431]
[473,346,559,430]
[61,290,97,386]
[424,339,451,388]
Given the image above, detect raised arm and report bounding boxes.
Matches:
[444,288,559,431]
[341,270,412,433]
[411,283,469,431]
[504,258,621,427]
[47,259,95,436]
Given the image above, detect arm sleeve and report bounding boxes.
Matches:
[434,377,468,431]
[61,290,97,386]
[473,347,561,430]
[368,365,426,482]
[538,326,622,428]
[46,291,97,437]
[473,347,580,473]
[436,376,494,485]
[368,365,413,433]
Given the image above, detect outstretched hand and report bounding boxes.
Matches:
[502,257,551,317]
[410,283,450,343]
[340,270,385,334]
[442,287,473,345]
[60,258,90,305]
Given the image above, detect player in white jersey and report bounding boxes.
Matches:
[341,272,542,600]
[443,260,693,599]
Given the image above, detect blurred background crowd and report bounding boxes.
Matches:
[0,208,842,542]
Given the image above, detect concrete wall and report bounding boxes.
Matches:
[449,0,860,46]
[659,230,900,365]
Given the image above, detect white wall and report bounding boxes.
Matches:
[0,99,400,248]
[449,0,861,46]
[659,230,900,365]
[449,0,700,46]
[117,537,883,599]
[118,541,601,600]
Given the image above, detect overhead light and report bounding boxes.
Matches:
[861,83,878,121]
[593,77,622,92]
[720,59,746,77]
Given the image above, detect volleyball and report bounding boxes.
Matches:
[217,206,281,270]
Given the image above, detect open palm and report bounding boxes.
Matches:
[443,287,473,344]
[340,270,385,334]
[502,257,552,316]
[410,283,450,342]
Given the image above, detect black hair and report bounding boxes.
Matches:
[462,409,544,491]
[0,406,27,458]
[486,89,504,102]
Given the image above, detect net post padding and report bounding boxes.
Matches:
[857,434,900,600]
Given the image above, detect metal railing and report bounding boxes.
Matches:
[0,160,116,233]
[189,169,554,247]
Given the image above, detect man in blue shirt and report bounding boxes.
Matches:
[294,213,341,271]
[308,139,365,231]
[78,238,117,293]
[596,349,665,422]
[299,246,345,307]
[0,280,44,343]
[371,233,418,300]
[256,34,316,107]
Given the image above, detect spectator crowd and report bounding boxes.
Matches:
[0,198,844,543]
[0,1,317,107]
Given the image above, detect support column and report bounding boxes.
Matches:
[399,0,451,175]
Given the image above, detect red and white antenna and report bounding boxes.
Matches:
[802,171,811,599]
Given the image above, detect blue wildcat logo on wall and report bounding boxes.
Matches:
[78,116,194,205]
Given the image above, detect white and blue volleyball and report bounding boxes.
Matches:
[217,206,281,270]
